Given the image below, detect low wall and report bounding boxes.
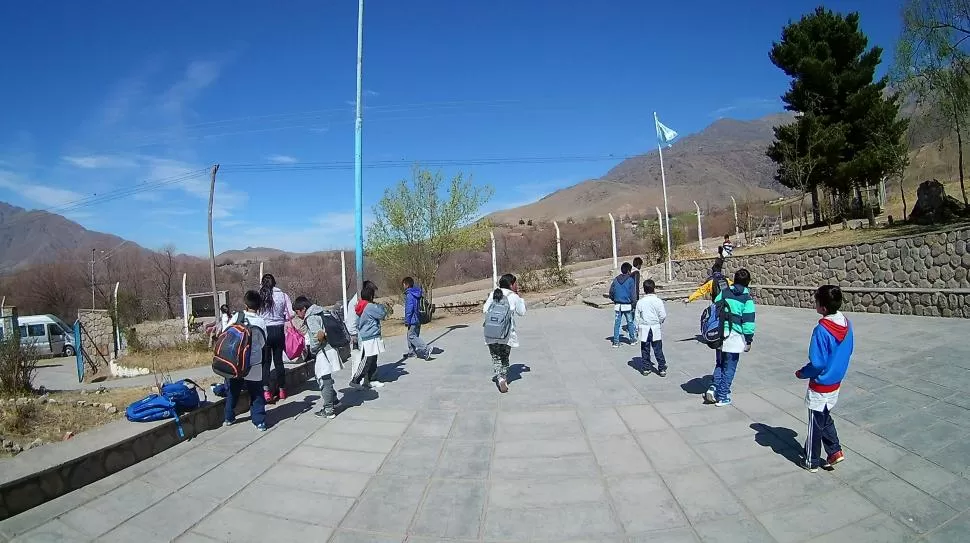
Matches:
[0,361,313,520]
[671,226,970,318]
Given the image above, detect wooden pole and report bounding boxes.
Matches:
[208,164,220,328]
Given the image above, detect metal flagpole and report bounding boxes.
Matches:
[353,0,365,294]
[655,112,673,282]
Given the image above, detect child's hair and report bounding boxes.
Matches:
[815,285,842,315]
[621,262,632,274]
[244,290,262,311]
[734,268,751,287]
[292,296,312,312]
[494,273,516,301]
[219,304,231,317]
[633,257,643,268]
[724,234,731,240]
[643,279,656,294]
[259,274,277,311]
[402,277,414,288]
[712,257,724,273]
[361,283,377,302]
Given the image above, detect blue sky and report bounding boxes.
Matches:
[0,0,903,255]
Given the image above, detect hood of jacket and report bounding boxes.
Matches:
[307,304,326,317]
[405,286,423,300]
[355,299,369,316]
[819,312,849,342]
[614,273,632,284]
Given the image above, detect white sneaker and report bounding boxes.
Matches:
[370,381,386,389]
[704,389,716,404]
[497,378,509,393]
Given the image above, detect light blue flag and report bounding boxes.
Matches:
[655,114,678,148]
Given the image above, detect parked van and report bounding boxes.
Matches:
[18,315,75,357]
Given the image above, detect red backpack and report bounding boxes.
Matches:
[212,312,252,379]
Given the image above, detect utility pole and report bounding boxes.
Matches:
[208,164,220,324]
[353,0,365,294]
[90,248,96,309]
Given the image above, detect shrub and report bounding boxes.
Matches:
[1,403,36,434]
[0,337,38,395]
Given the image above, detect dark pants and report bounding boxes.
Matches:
[352,355,379,386]
[488,343,512,380]
[225,378,266,427]
[318,374,337,415]
[262,324,285,392]
[805,406,841,468]
[640,330,667,372]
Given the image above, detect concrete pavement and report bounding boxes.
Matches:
[2,303,969,542]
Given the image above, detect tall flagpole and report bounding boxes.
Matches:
[655,112,673,282]
[353,0,365,293]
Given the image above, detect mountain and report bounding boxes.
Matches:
[487,113,796,224]
[0,201,144,274]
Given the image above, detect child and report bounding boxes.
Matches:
[706,268,756,407]
[224,290,268,431]
[403,277,431,360]
[350,283,388,390]
[635,279,668,377]
[684,257,730,304]
[609,262,637,347]
[795,285,853,472]
[293,296,343,419]
[722,234,734,258]
[483,273,527,393]
[632,257,644,301]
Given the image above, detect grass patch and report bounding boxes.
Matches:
[736,221,967,256]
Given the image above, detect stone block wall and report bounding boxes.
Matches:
[671,226,970,318]
[77,310,113,372]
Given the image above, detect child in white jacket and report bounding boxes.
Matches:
[635,279,668,377]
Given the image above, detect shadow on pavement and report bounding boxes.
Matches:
[751,422,803,465]
[428,324,468,345]
[681,375,713,395]
[266,393,316,425]
[376,360,409,383]
[508,363,530,383]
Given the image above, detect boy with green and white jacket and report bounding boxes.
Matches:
[704,268,756,407]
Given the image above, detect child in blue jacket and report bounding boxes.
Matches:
[795,285,854,472]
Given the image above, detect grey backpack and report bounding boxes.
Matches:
[483,296,513,343]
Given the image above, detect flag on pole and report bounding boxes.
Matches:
[654,113,678,148]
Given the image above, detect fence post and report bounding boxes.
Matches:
[608,213,618,270]
[693,201,703,252]
[490,230,498,288]
[181,273,189,341]
[655,207,663,237]
[553,221,563,269]
[340,251,348,320]
[730,195,740,239]
[258,261,264,284]
[112,282,120,360]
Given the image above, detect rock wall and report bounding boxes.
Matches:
[77,310,113,372]
[671,226,970,318]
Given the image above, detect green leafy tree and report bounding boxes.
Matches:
[896,0,970,205]
[366,167,493,303]
[768,7,907,221]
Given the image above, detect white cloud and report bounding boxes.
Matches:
[142,157,247,219]
[364,89,380,97]
[161,60,223,115]
[0,171,86,208]
[229,211,370,253]
[710,97,781,118]
[267,154,299,164]
[62,154,138,169]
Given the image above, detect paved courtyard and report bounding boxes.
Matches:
[2,303,969,542]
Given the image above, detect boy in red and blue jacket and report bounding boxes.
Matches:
[795,285,854,472]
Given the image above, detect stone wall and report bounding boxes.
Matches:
[77,310,113,372]
[671,226,970,318]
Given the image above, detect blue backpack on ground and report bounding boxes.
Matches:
[125,379,205,438]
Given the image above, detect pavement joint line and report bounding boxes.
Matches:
[475,410,499,542]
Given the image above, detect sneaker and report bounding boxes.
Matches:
[612,343,619,348]
[823,450,845,469]
[714,399,732,407]
[255,423,267,432]
[802,462,819,473]
[641,369,651,376]
[222,420,234,427]
[370,381,385,389]
[314,409,336,419]
[278,388,288,401]
[263,391,274,404]
[498,377,509,393]
[658,369,667,377]
[350,382,367,391]
[703,389,716,404]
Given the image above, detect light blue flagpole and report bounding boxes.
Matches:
[353,0,365,293]
[655,112,673,282]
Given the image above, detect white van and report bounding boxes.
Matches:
[18,315,75,357]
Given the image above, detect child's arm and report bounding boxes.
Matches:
[657,299,667,324]
[608,280,617,302]
[741,297,756,345]
[634,300,646,325]
[796,326,828,379]
[685,281,712,303]
[513,294,527,317]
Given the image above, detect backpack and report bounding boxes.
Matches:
[321,309,350,348]
[484,296,513,343]
[710,272,729,301]
[699,287,735,350]
[125,379,204,438]
[212,312,253,379]
[418,297,433,325]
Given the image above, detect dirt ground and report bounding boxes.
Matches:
[0,377,219,458]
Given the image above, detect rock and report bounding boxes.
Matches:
[80,390,88,396]
[76,400,87,407]
[909,179,968,225]
[2,439,12,449]
[16,397,29,406]
[103,403,114,410]
[26,438,43,450]
[92,403,101,408]
[63,431,74,441]
[107,406,118,415]
[12,443,22,453]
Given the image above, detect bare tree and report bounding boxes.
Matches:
[151,245,178,319]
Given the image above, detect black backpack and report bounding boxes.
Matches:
[710,272,729,301]
[418,297,434,325]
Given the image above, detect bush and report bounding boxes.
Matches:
[518,268,543,293]
[0,336,38,395]
[123,327,146,354]
[1,403,36,434]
